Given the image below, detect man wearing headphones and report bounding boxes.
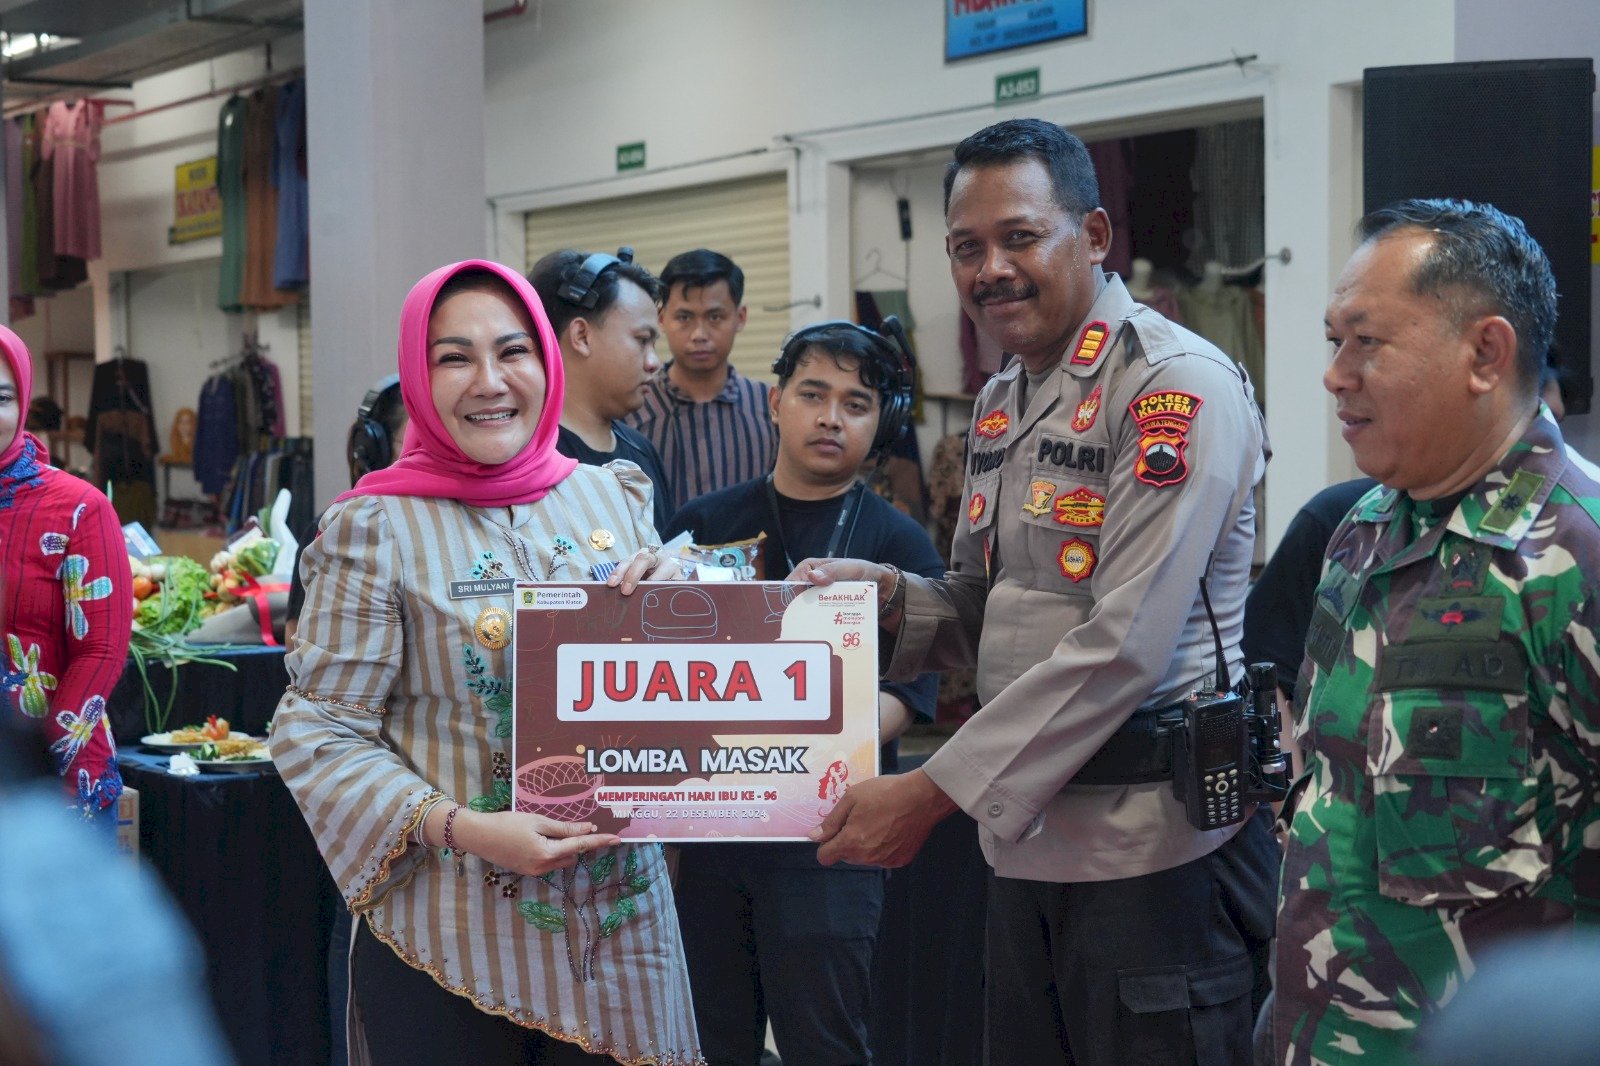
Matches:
[528,247,675,532]
[661,320,944,1066]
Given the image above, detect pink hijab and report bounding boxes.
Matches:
[335,259,577,507]
[0,323,43,471]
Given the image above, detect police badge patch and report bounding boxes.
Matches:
[968,492,987,524]
[1128,390,1203,488]
[1058,538,1096,582]
[1022,479,1057,517]
[1071,384,1103,432]
[1053,487,1105,527]
[976,409,1010,439]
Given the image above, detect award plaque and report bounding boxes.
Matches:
[511,581,879,841]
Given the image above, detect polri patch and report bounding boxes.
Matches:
[968,492,987,524]
[1057,538,1097,582]
[1053,487,1105,528]
[1128,390,1203,488]
[1069,321,1109,366]
[976,410,1010,439]
[1071,384,1103,432]
[1022,479,1057,517]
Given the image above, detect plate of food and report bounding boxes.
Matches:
[143,716,248,753]
[192,736,275,773]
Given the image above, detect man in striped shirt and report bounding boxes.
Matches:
[627,248,778,512]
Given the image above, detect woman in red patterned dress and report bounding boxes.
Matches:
[0,325,131,819]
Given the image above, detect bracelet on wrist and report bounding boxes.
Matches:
[442,804,466,876]
[879,564,904,619]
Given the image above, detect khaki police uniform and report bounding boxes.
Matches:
[888,274,1276,1063]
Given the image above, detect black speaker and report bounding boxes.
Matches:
[1364,59,1595,412]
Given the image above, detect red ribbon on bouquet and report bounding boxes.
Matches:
[235,574,290,646]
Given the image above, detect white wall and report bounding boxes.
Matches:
[482,0,1460,545]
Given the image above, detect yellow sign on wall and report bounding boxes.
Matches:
[1591,147,1600,265]
[170,156,221,244]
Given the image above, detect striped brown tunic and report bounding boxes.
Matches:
[270,463,702,1065]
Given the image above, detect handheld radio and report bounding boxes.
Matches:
[1170,559,1289,830]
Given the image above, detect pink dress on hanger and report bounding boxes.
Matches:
[42,101,101,261]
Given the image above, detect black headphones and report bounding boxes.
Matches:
[556,246,635,309]
[772,315,917,454]
[347,373,402,482]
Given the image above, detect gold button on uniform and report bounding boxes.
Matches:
[588,529,615,551]
[474,606,511,651]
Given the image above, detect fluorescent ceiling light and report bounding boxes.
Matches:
[1,32,82,62]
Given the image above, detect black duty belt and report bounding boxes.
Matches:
[1071,702,1187,786]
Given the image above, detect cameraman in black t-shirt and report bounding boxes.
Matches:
[664,320,943,1066]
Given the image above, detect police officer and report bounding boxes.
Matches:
[1274,199,1600,1064]
[795,118,1278,1064]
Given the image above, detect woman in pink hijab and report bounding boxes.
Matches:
[0,325,132,821]
[270,261,700,1065]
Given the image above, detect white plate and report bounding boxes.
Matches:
[141,732,257,753]
[192,755,275,773]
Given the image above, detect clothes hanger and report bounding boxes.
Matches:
[853,247,906,289]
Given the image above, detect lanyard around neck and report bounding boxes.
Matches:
[764,476,864,574]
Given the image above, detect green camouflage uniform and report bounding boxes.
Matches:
[1275,407,1600,1064]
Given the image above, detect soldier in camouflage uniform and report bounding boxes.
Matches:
[1274,198,1600,1064]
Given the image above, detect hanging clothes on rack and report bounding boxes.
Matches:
[241,87,295,310]
[86,354,159,525]
[193,371,241,496]
[42,100,102,262]
[217,95,249,311]
[959,310,1007,397]
[28,112,85,291]
[17,115,41,300]
[1087,138,1134,280]
[272,77,310,292]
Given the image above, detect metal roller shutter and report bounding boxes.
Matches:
[523,173,790,383]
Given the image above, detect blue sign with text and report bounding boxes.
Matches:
[946,0,1086,62]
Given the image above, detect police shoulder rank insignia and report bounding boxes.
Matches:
[976,409,1010,439]
[1053,486,1105,527]
[1070,321,1110,366]
[1058,537,1097,582]
[1071,384,1103,432]
[1128,390,1203,488]
[1022,479,1057,517]
[968,492,987,524]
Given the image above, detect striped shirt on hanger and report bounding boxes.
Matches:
[626,363,777,515]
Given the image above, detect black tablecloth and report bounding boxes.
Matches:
[121,749,340,1066]
[868,752,988,1065]
[108,645,288,745]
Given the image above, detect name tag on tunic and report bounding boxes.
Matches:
[1375,639,1528,693]
[449,578,516,599]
